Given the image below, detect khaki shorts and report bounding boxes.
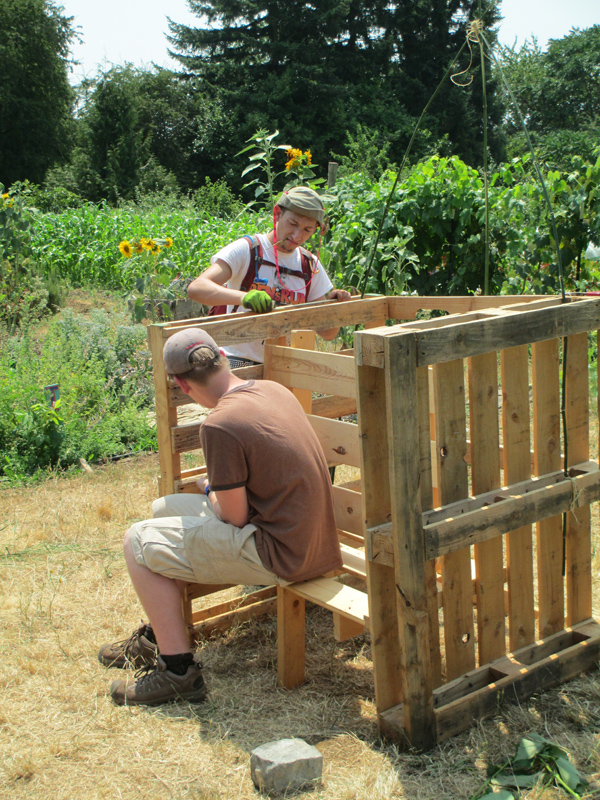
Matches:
[129,493,287,586]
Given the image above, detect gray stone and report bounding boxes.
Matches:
[250,738,323,794]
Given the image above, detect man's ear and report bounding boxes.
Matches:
[173,375,192,395]
[273,205,283,222]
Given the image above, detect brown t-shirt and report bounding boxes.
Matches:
[200,380,342,582]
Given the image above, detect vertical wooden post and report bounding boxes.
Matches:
[148,325,180,496]
[501,344,535,651]
[532,339,564,637]
[356,355,404,739]
[434,359,475,680]
[469,352,505,664]
[565,332,592,624]
[385,334,436,750]
[328,162,339,188]
[277,587,306,688]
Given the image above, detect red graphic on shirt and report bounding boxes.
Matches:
[249,281,306,305]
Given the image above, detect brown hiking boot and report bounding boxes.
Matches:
[109,655,207,706]
[97,623,158,669]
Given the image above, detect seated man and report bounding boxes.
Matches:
[99,327,342,706]
[186,186,351,367]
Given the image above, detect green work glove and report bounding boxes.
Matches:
[242,289,273,313]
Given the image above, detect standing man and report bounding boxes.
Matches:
[98,327,342,706]
[187,186,351,367]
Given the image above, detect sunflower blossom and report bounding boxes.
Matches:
[165,237,173,248]
[119,240,133,258]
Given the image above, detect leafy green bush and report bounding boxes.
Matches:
[0,310,156,482]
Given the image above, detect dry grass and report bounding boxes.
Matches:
[1,454,600,799]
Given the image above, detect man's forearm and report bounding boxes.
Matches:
[187,276,245,307]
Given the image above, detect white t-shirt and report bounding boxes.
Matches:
[211,233,333,363]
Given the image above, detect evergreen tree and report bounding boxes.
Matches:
[0,0,75,186]
[168,0,504,182]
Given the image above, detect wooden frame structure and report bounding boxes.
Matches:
[148,293,600,749]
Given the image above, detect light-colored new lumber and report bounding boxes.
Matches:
[332,485,363,536]
[290,330,315,412]
[148,324,180,496]
[307,415,360,467]
[469,350,506,664]
[267,346,356,398]
[532,338,564,637]
[286,576,368,623]
[434,358,475,682]
[501,343,535,650]
[277,587,306,688]
[565,331,592,624]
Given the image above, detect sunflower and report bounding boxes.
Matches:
[165,237,173,248]
[304,149,312,165]
[134,239,146,253]
[118,240,133,258]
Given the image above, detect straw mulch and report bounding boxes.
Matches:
[1,454,599,799]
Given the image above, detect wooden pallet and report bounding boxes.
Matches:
[147,293,600,750]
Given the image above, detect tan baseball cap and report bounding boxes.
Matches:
[163,328,220,374]
[276,186,324,226]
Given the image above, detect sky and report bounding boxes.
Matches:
[60,0,599,85]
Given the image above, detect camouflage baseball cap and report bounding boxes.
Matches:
[276,186,324,226]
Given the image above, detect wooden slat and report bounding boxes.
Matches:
[356,358,404,739]
[532,338,564,637]
[191,596,277,637]
[291,330,315,412]
[434,358,475,680]
[161,295,390,345]
[366,462,600,561]
[385,333,436,749]
[386,294,551,321]
[189,586,275,618]
[565,331,592,624]
[332,485,363,536]
[357,298,600,369]
[380,619,600,745]
[501,344,535,650]
[267,347,356,398]
[171,421,203,454]
[339,543,367,579]
[307,416,360,467]
[417,364,443,688]
[287,577,368,623]
[148,325,180,496]
[311,395,357,419]
[469,351,505,664]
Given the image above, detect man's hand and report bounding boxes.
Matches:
[328,289,352,302]
[242,289,273,313]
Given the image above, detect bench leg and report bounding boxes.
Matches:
[277,587,306,688]
[333,613,364,642]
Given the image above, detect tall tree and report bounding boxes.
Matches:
[0,0,75,186]
[497,26,600,168]
[65,66,230,202]
[167,0,504,184]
